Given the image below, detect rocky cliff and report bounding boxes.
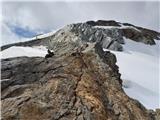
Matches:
[1,20,160,120]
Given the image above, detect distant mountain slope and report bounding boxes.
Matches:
[1,20,159,51]
[1,31,56,51]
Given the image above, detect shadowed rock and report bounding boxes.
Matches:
[86,20,121,27]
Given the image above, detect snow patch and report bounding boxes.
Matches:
[103,38,160,109]
[29,30,56,41]
[94,25,141,32]
[0,46,48,59]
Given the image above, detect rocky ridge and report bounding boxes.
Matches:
[1,20,159,51]
[1,20,160,120]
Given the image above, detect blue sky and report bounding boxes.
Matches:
[1,1,159,45]
[8,24,38,38]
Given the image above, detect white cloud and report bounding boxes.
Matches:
[1,1,159,45]
[3,2,44,31]
[1,22,23,45]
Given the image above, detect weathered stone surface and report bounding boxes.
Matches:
[48,23,124,52]
[1,42,157,120]
[45,21,159,52]
[1,20,160,120]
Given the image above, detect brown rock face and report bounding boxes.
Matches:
[1,43,156,120]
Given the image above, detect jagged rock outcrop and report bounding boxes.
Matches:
[1,42,158,120]
[86,20,160,45]
[48,23,124,52]
[1,20,160,120]
[1,20,159,51]
[47,21,159,53]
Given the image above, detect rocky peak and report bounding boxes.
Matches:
[1,20,160,120]
[85,20,160,45]
[1,20,159,52]
[47,20,159,54]
[48,22,124,53]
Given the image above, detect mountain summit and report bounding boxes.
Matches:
[1,20,160,120]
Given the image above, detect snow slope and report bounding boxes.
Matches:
[0,46,47,59]
[1,30,56,46]
[104,38,160,109]
[0,31,56,59]
[30,30,56,40]
[94,24,141,32]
